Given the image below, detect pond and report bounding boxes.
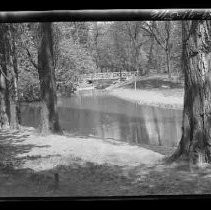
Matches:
[20,90,183,147]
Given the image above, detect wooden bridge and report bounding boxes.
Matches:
[78,71,138,82]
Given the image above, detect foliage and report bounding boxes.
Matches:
[55,22,98,89]
[87,21,183,77]
[18,70,40,102]
[14,23,40,101]
[1,21,184,103]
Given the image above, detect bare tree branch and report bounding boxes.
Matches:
[19,24,38,69]
[140,22,166,50]
[185,20,199,43]
[0,67,10,81]
[25,47,38,69]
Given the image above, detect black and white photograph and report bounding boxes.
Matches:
[1,9,211,199]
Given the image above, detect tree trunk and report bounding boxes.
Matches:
[119,67,122,80]
[2,65,11,125]
[166,50,171,78]
[168,20,211,165]
[147,35,154,70]
[0,73,9,129]
[0,24,11,129]
[10,25,20,129]
[38,22,62,135]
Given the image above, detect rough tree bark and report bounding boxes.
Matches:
[9,24,20,129]
[0,25,10,129]
[38,22,62,134]
[168,20,211,165]
[0,72,9,129]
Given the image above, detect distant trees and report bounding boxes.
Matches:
[71,22,89,47]
[17,23,40,102]
[86,21,183,78]
[55,22,97,91]
[142,21,174,77]
[88,22,104,72]
[124,21,148,75]
[108,21,147,75]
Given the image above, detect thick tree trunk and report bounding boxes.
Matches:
[10,26,20,129]
[168,20,211,165]
[2,65,11,124]
[10,60,20,129]
[0,24,11,129]
[0,73,9,129]
[38,22,62,135]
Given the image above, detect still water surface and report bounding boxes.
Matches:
[20,90,183,147]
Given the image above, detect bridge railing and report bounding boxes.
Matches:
[79,71,138,81]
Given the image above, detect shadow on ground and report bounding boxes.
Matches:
[0,129,51,167]
[125,78,184,90]
[1,129,211,197]
[0,129,61,197]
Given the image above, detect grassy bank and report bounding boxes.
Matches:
[108,74,184,110]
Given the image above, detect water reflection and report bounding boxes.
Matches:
[20,90,183,147]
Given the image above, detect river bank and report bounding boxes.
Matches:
[107,74,184,110]
[0,127,164,196]
[10,127,163,172]
[1,127,211,196]
[109,88,184,110]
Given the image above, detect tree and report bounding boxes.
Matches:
[107,21,148,75]
[55,22,97,91]
[141,21,174,77]
[147,28,155,70]
[125,21,147,75]
[17,23,41,102]
[88,22,101,71]
[0,23,30,129]
[8,23,21,129]
[71,22,89,47]
[0,63,10,129]
[1,23,40,128]
[0,24,11,129]
[37,22,62,134]
[168,20,211,165]
[87,22,111,72]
